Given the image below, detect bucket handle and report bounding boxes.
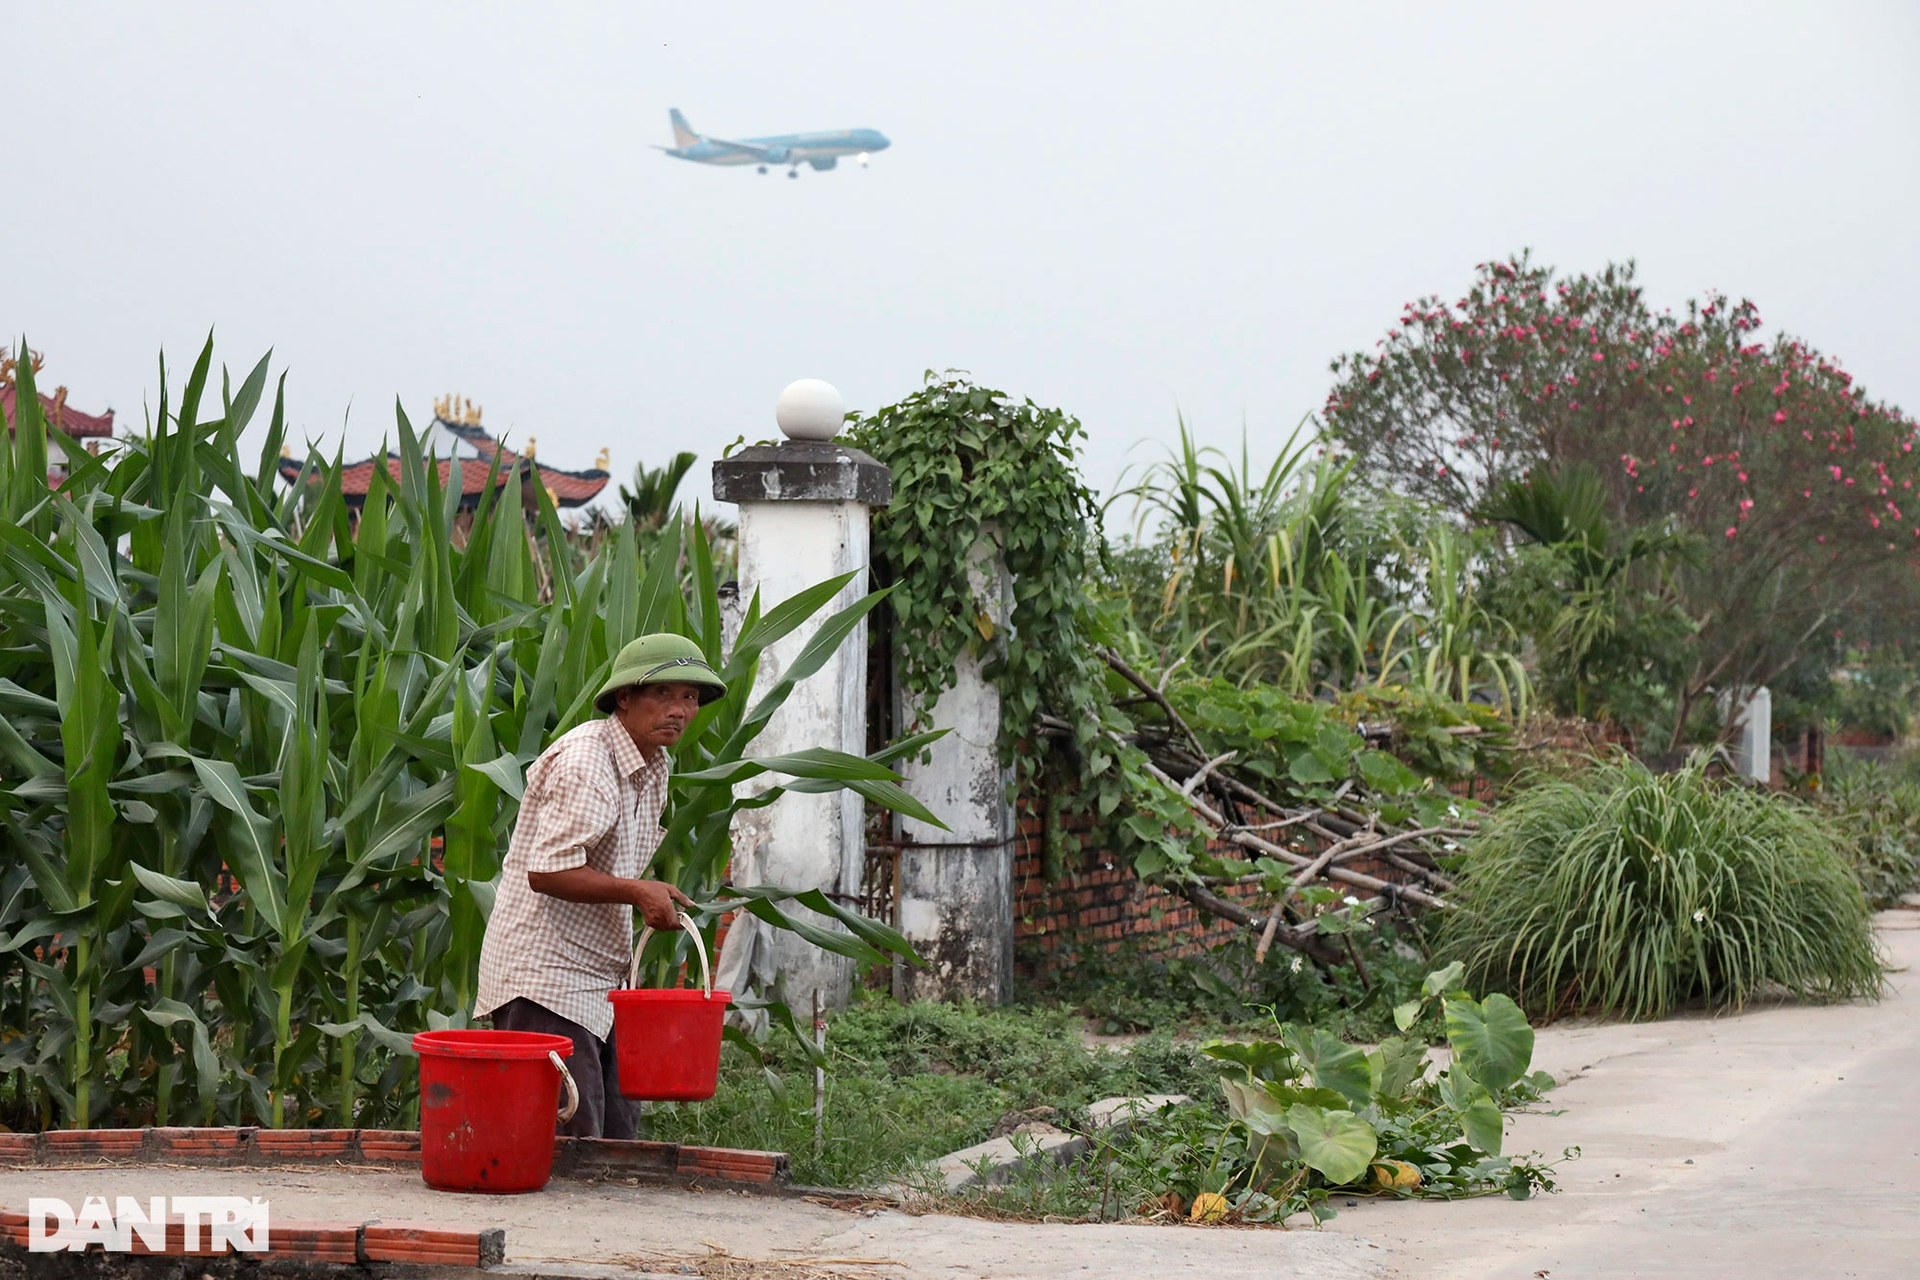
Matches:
[550,1050,579,1124]
[629,910,713,998]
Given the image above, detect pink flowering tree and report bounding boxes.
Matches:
[1324,253,1920,750]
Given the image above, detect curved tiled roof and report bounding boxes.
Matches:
[2,384,115,438]
[276,416,610,509]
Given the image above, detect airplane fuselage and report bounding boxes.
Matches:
[662,116,890,172]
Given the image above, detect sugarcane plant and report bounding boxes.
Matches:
[0,336,929,1131]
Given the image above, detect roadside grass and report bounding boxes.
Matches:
[636,996,1217,1188]
[639,927,1441,1190]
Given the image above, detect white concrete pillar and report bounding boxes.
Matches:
[711,380,890,1014]
[893,536,1015,1003]
[1728,686,1772,783]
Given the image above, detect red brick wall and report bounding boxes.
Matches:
[1010,794,1460,984]
[1012,807,1269,983]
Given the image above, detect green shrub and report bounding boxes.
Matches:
[1820,751,1920,907]
[1439,754,1883,1020]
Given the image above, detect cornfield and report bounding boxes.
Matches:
[0,339,926,1131]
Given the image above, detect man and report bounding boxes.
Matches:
[474,633,727,1138]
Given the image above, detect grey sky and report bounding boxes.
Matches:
[10,2,1917,509]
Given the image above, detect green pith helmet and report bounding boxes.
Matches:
[594,633,728,713]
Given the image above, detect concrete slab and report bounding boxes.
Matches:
[930,1094,1190,1191]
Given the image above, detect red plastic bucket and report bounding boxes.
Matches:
[414,1029,578,1194]
[610,913,731,1102]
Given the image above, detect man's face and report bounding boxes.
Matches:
[613,681,705,752]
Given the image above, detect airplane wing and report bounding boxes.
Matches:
[697,135,778,159]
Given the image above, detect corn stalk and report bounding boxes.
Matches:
[0,336,927,1130]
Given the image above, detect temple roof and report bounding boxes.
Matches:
[2,383,115,438]
[277,413,610,510]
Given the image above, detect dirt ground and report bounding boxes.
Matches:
[3,911,1913,1279]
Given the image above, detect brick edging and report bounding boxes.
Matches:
[1,1208,506,1268]
[1,1128,790,1187]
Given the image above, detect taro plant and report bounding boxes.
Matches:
[1440,752,1885,1020]
[924,965,1566,1225]
[1184,963,1557,1222]
[0,336,927,1131]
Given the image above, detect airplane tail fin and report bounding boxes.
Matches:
[669,108,701,147]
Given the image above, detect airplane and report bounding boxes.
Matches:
[658,109,890,178]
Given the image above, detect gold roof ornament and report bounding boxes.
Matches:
[524,436,537,460]
[0,346,45,387]
[594,447,610,471]
[432,393,483,426]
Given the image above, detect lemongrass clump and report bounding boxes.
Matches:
[1439,752,1883,1020]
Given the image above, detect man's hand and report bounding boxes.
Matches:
[631,878,694,931]
[527,866,695,931]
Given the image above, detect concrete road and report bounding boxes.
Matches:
[1326,909,1920,1278]
[3,912,1913,1278]
[0,1162,1379,1279]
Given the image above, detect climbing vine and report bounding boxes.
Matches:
[846,373,1474,945]
[845,372,1201,876]
[846,372,1100,739]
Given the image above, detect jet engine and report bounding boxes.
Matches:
[808,156,837,171]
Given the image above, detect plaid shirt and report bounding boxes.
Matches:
[474,716,670,1040]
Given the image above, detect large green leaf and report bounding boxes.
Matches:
[190,756,285,935]
[1281,1024,1373,1107]
[1200,1038,1296,1081]
[1221,1076,1291,1141]
[1366,1035,1428,1099]
[674,747,902,786]
[1443,992,1533,1093]
[1285,1104,1377,1184]
[127,862,210,915]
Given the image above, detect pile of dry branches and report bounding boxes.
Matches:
[1038,651,1475,971]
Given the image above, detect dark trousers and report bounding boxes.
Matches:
[486,997,635,1140]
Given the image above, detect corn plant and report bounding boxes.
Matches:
[0,336,927,1131]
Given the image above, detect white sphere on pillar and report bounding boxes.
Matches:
[775,379,846,441]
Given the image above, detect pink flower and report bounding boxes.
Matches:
[1726,527,1738,538]
[1773,411,1788,423]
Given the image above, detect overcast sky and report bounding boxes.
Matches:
[9,2,1917,509]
